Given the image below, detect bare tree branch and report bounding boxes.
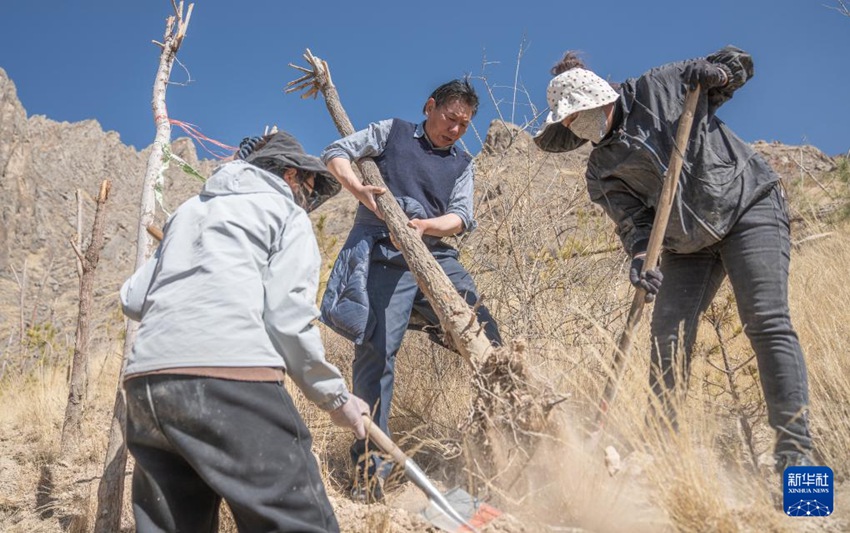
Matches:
[827,0,850,17]
[511,34,528,124]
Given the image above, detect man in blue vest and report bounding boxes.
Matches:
[320,78,502,501]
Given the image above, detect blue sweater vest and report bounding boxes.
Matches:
[372,119,471,219]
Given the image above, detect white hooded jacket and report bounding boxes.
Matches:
[120,160,349,411]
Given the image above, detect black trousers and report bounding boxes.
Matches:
[125,375,339,533]
[649,185,811,458]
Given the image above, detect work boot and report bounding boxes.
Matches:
[349,476,385,504]
[772,451,817,511]
[774,451,815,474]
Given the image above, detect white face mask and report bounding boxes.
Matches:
[569,107,609,143]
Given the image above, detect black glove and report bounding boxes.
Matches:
[682,60,729,90]
[629,248,663,303]
[236,136,263,160]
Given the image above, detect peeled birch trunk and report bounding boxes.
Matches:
[94,5,193,531]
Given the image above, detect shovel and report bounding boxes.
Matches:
[362,415,501,532]
[591,86,702,442]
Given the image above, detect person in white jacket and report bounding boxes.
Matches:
[120,131,364,533]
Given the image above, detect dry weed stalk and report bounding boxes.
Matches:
[790,232,850,479]
[469,42,544,154]
[5,256,62,378]
[10,259,27,353]
[472,144,621,344]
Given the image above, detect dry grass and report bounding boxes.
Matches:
[789,233,850,479]
[0,343,126,532]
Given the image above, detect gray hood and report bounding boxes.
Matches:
[202,160,293,198]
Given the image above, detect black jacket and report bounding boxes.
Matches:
[536,46,780,255]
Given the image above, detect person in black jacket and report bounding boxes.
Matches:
[535,46,814,472]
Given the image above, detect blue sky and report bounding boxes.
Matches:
[1,1,848,158]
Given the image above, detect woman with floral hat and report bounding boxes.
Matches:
[535,47,814,473]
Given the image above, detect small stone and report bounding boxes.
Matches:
[604,445,621,476]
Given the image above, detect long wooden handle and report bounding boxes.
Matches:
[595,86,701,429]
[362,415,409,465]
[642,87,701,273]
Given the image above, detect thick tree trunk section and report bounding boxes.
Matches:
[94,6,193,531]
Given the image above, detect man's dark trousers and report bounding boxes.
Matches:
[350,241,501,470]
[126,375,339,533]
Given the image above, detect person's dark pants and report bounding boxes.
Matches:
[125,375,339,533]
[649,185,812,459]
[350,242,502,473]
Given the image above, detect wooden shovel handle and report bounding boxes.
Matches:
[595,86,701,429]
[642,86,701,273]
[146,224,164,241]
[361,415,409,465]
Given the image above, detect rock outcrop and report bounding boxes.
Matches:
[0,68,215,346]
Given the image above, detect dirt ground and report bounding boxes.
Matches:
[1,395,848,532]
[329,483,542,533]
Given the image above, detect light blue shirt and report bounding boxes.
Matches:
[321,119,477,232]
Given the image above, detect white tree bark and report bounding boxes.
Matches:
[94,4,193,531]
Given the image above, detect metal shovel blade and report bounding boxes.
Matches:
[362,416,500,532]
[406,461,501,532]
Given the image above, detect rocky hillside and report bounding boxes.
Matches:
[0,67,217,349]
[0,66,841,354]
